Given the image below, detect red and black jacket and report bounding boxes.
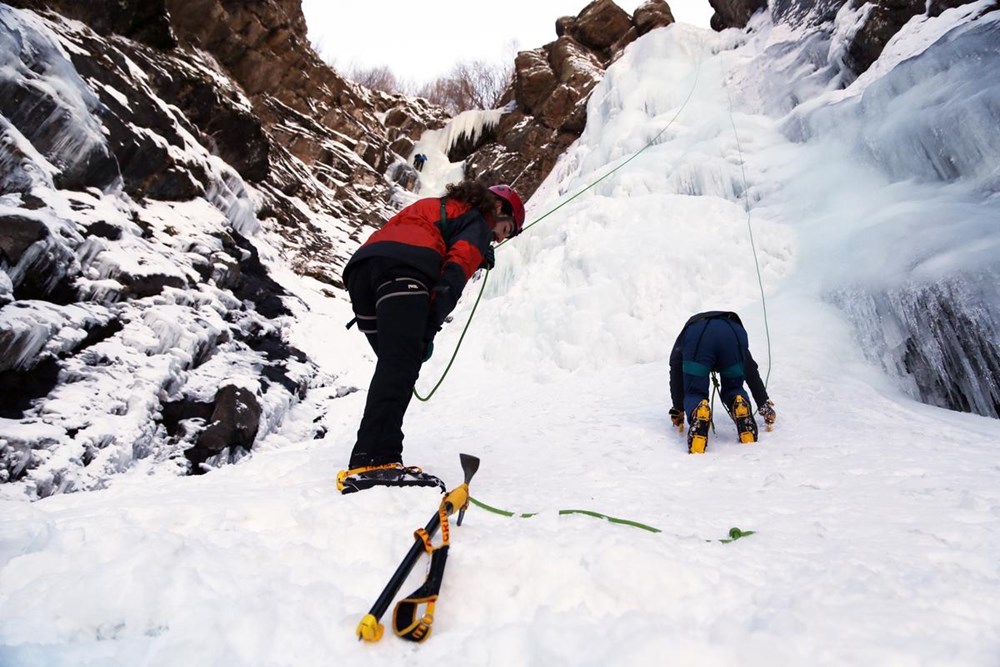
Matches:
[344,196,492,331]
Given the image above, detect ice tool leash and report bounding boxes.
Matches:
[356,453,480,643]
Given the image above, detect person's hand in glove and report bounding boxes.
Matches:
[669,407,685,430]
[758,400,776,428]
[421,340,434,364]
[482,244,495,270]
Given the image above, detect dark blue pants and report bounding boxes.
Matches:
[681,318,751,423]
[346,258,430,468]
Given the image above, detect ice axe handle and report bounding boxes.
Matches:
[358,510,442,641]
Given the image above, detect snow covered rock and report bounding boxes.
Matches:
[0,5,347,498]
[711,0,994,80]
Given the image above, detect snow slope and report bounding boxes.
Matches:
[2,11,1000,667]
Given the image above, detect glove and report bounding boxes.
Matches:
[482,245,495,270]
[758,400,776,426]
[669,407,684,429]
[421,340,434,364]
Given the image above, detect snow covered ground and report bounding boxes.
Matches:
[3,10,1000,667]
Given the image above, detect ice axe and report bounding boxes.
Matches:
[356,453,480,643]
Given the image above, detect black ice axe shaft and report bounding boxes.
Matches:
[355,453,480,642]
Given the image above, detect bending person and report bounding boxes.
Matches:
[668,311,776,454]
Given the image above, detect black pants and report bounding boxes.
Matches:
[346,258,431,468]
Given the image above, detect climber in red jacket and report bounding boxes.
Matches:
[337,180,525,494]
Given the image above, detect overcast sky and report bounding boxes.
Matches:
[301,0,715,85]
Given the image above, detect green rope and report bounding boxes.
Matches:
[413,269,490,402]
[469,496,755,543]
[721,58,772,387]
[721,527,756,543]
[470,496,660,533]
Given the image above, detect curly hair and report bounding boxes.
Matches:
[445,180,496,219]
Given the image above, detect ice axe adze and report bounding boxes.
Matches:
[356,453,480,643]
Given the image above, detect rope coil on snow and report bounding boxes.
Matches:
[469,496,755,542]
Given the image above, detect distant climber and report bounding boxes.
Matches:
[668,311,776,454]
[337,180,525,493]
[413,153,427,172]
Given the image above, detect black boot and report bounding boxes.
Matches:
[338,463,445,494]
[731,396,758,444]
[687,400,712,454]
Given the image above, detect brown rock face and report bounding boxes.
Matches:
[164,0,387,169]
[5,0,177,48]
[635,0,676,34]
[516,50,560,114]
[840,0,980,74]
[470,0,675,200]
[564,0,635,50]
[158,0,454,281]
[708,0,768,30]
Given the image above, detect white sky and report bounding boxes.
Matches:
[302,0,715,83]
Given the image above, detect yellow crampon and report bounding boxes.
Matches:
[336,462,401,492]
[732,396,757,444]
[688,400,712,454]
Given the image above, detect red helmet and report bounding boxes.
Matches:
[488,184,525,236]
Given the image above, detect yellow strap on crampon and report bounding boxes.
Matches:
[335,463,400,492]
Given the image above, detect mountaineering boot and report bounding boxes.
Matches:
[731,396,759,444]
[687,400,712,454]
[337,463,446,495]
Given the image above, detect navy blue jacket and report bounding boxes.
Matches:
[669,311,769,410]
